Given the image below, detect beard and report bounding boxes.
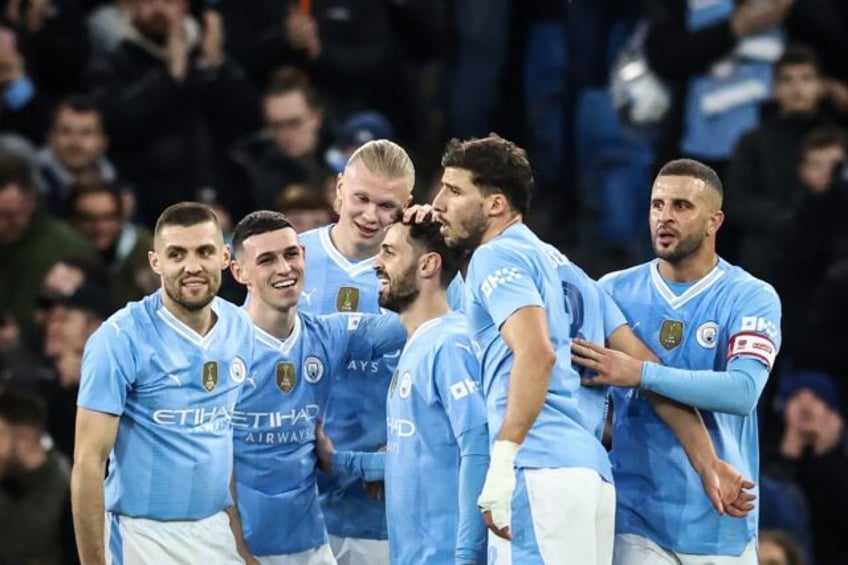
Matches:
[378,265,419,313]
[163,274,219,313]
[653,229,706,264]
[444,205,487,251]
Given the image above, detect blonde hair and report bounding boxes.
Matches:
[346,139,415,193]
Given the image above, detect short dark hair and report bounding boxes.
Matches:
[0,388,47,432]
[440,134,534,216]
[66,178,123,219]
[0,152,36,194]
[264,66,322,111]
[231,210,295,255]
[404,218,464,287]
[53,94,103,125]
[154,202,221,237]
[657,158,724,198]
[800,126,848,157]
[775,44,820,75]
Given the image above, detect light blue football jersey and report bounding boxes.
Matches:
[298,225,398,539]
[601,258,782,555]
[464,223,611,479]
[78,291,255,521]
[385,312,488,564]
[556,260,628,441]
[233,311,405,556]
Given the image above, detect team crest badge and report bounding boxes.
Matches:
[696,322,719,349]
[336,287,360,312]
[659,320,684,351]
[304,356,324,384]
[230,356,247,383]
[276,362,297,394]
[202,361,218,392]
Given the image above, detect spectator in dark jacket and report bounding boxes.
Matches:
[87,0,261,226]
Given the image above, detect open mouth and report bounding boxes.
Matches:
[271,279,297,290]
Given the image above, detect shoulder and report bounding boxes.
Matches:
[299,225,326,247]
[598,261,650,290]
[720,262,780,306]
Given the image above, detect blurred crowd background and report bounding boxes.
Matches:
[1,1,847,564]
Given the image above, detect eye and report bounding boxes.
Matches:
[379,202,397,210]
[355,194,368,203]
[449,186,460,195]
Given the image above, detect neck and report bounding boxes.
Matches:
[161,291,216,335]
[399,286,450,339]
[247,299,297,340]
[480,213,522,245]
[329,222,379,260]
[657,248,719,282]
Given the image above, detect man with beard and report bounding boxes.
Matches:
[72,202,257,564]
[315,219,489,565]
[226,210,405,564]
[571,159,782,564]
[425,134,616,564]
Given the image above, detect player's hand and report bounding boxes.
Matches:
[314,421,334,473]
[572,339,644,388]
[724,480,757,518]
[478,440,519,541]
[699,459,743,515]
[402,204,436,225]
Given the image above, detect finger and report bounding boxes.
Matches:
[572,338,605,354]
[571,354,600,371]
[725,505,750,519]
[580,377,607,387]
[706,483,725,515]
[415,209,432,223]
[740,479,756,489]
[482,511,512,541]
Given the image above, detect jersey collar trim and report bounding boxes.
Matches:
[318,224,378,277]
[254,314,302,353]
[156,300,220,349]
[650,260,725,310]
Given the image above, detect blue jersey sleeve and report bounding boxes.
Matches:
[321,312,407,362]
[726,281,782,371]
[455,424,489,564]
[601,289,628,339]
[641,356,770,415]
[431,335,489,438]
[330,451,386,482]
[468,244,543,329]
[78,319,138,415]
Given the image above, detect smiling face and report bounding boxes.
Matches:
[431,167,488,251]
[649,175,723,264]
[374,223,421,313]
[149,220,228,313]
[335,158,410,252]
[231,227,305,312]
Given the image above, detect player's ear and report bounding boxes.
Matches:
[148,250,161,275]
[488,193,508,217]
[419,252,441,280]
[706,210,725,237]
[230,258,248,285]
[221,244,232,271]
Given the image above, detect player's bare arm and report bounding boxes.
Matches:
[71,408,119,565]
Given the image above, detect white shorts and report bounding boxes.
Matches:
[488,467,616,565]
[328,535,389,565]
[613,534,758,565]
[256,543,337,565]
[105,511,243,564]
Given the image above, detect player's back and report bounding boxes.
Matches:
[78,291,254,521]
[298,225,395,539]
[465,224,610,479]
[601,259,781,554]
[555,256,626,441]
